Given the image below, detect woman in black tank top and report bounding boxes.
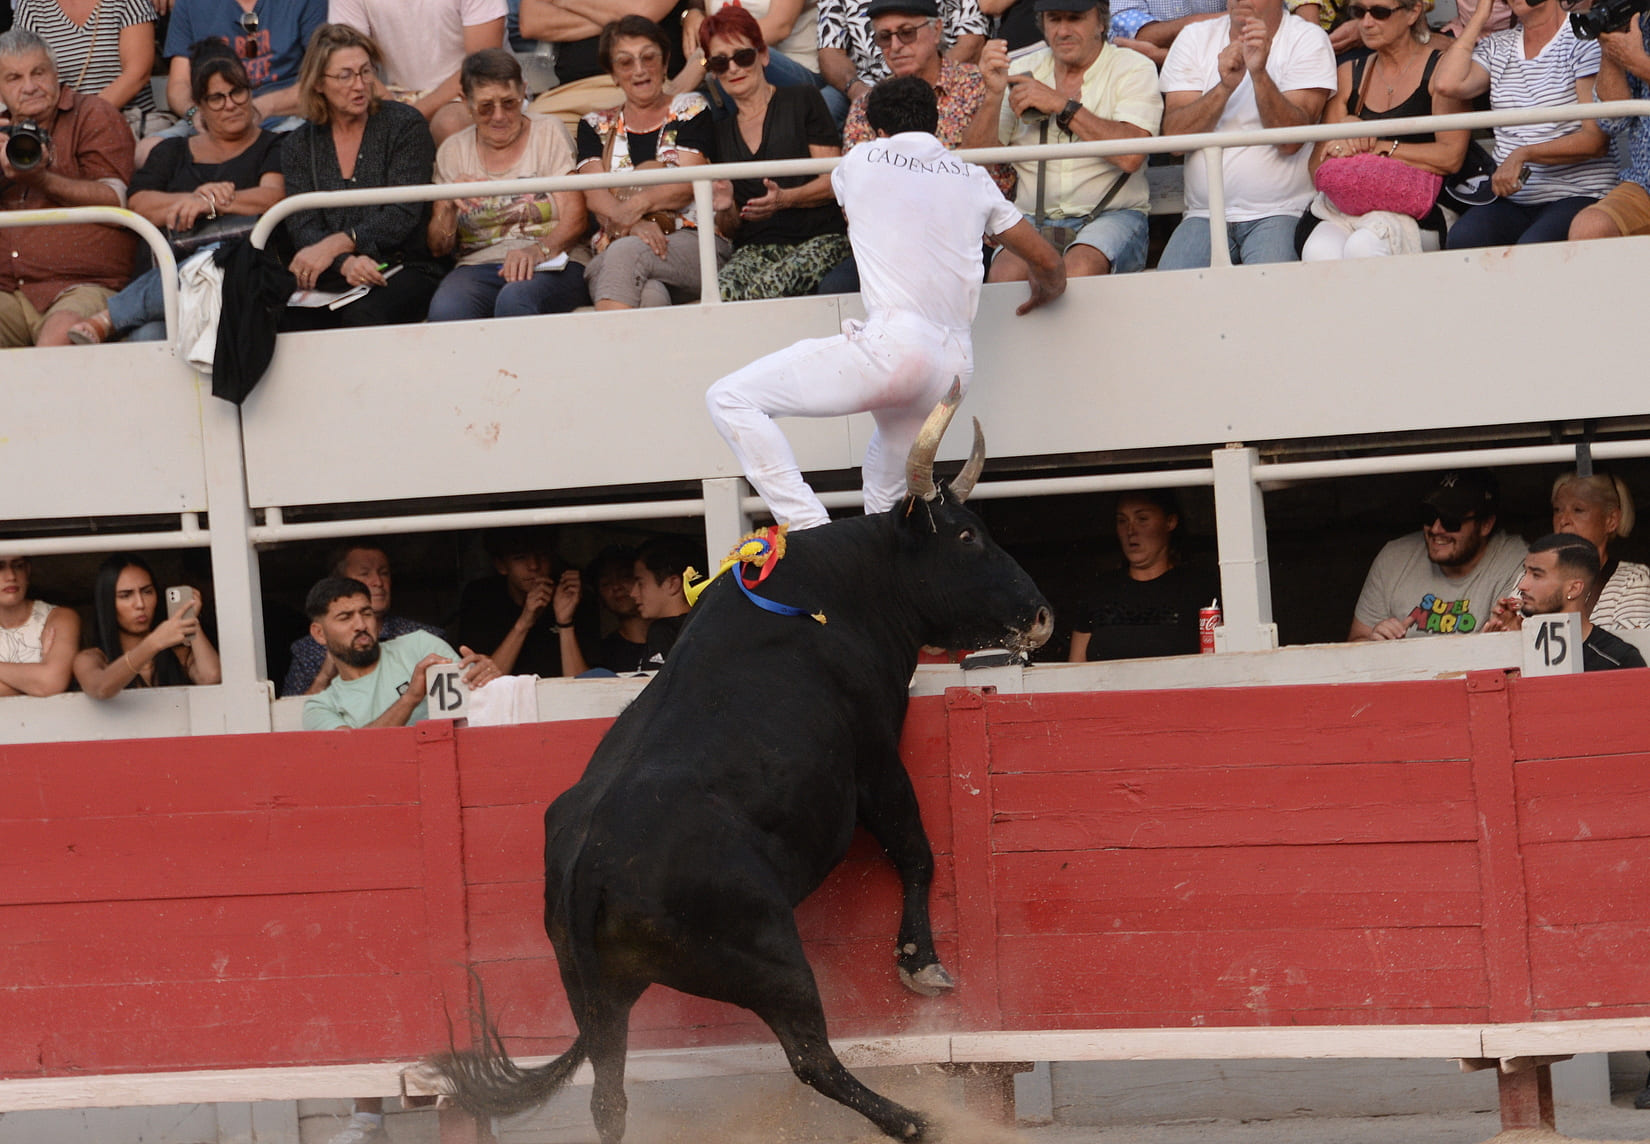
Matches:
[1296,0,1473,258]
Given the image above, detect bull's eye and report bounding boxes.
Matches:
[957,528,977,545]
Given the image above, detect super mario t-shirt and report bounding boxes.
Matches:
[1354,530,1529,637]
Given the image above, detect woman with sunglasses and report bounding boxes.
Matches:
[426,48,590,321]
[701,6,849,300]
[579,15,728,310]
[1550,470,1650,630]
[1432,0,1615,247]
[1298,0,1470,259]
[279,23,443,329]
[68,41,285,343]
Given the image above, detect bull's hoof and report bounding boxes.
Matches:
[898,962,956,997]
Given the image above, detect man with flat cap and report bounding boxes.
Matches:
[966,0,1163,278]
[1350,471,1530,641]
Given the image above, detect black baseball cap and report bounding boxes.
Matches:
[865,0,940,18]
[1422,471,1499,521]
[1033,0,1102,11]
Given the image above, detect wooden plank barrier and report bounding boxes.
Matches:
[5,669,1650,1136]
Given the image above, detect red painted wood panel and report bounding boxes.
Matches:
[994,843,1483,934]
[996,928,1491,1027]
[983,683,1474,773]
[1515,754,1650,845]
[991,760,1477,852]
[1510,671,1650,760]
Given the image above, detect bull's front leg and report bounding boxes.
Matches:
[857,748,955,997]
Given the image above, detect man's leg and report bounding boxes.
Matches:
[0,290,37,348]
[860,328,972,515]
[426,264,503,322]
[37,285,114,347]
[1156,215,1211,271]
[1231,214,1301,265]
[1570,182,1650,241]
[1071,209,1149,275]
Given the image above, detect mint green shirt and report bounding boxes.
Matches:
[302,630,459,730]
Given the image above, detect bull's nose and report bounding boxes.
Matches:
[1027,606,1053,649]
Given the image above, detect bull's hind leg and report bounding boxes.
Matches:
[581,982,646,1144]
[857,749,953,997]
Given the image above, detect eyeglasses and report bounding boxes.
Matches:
[202,85,252,109]
[238,9,261,57]
[1346,3,1403,16]
[1421,509,1479,532]
[872,22,931,46]
[325,63,377,85]
[612,50,664,70]
[472,95,523,117]
[705,46,759,74]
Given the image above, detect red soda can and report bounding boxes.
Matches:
[1199,600,1221,654]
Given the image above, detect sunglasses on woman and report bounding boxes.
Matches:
[1346,3,1404,17]
[705,46,760,74]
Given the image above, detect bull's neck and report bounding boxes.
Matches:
[772,515,928,667]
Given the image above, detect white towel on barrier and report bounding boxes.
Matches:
[466,674,540,726]
[176,247,225,372]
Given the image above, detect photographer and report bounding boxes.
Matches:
[1568,8,1650,239]
[964,0,1162,278]
[0,28,136,348]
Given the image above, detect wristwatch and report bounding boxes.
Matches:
[1055,98,1081,134]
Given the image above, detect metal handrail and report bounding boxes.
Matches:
[0,206,180,339]
[249,99,1650,293]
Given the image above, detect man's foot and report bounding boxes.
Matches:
[325,1114,390,1144]
[1635,1083,1650,1110]
[66,312,114,345]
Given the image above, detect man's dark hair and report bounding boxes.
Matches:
[636,536,700,583]
[460,47,523,99]
[483,525,556,562]
[866,75,938,138]
[588,543,640,583]
[1529,532,1602,583]
[305,576,372,620]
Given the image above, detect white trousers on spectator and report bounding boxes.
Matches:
[706,310,972,530]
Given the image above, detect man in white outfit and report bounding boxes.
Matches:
[705,74,1065,530]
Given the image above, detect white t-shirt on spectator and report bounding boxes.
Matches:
[830,130,1021,331]
[328,0,507,94]
[1160,14,1336,221]
[707,0,821,74]
[1472,22,1617,204]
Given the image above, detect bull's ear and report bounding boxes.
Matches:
[898,494,938,534]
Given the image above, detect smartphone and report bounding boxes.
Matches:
[165,586,196,640]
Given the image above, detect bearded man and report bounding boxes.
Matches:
[301,575,500,730]
[1350,470,1530,641]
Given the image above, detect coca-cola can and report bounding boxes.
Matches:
[1199,601,1221,654]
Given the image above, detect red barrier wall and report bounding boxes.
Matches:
[4,669,1649,1081]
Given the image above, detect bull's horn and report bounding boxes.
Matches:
[905,378,962,502]
[949,418,986,503]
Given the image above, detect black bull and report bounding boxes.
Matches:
[428,395,1053,1142]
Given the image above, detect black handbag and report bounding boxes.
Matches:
[166,212,261,257]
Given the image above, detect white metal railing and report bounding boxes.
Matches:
[251,100,1650,282]
[1,205,181,336]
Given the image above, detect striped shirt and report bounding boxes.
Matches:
[1472,22,1616,204]
[1110,0,1225,43]
[15,0,158,113]
[1595,560,1650,631]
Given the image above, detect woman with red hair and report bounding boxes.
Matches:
[701,5,849,300]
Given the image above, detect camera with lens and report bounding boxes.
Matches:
[1569,0,1649,39]
[1,120,50,172]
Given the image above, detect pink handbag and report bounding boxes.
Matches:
[1313,152,1443,221]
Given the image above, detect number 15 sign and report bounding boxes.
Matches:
[1521,613,1583,677]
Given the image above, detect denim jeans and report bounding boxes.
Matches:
[1445,196,1596,249]
[106,266,165,335]
[1157,213,1303,270]
[425,261,590,322]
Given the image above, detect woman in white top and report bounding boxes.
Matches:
[1551,470,1650,630]
[0,555,80,697]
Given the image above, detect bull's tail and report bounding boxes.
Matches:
[424,978,588,1118]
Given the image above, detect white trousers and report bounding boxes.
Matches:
[706,312,973,530]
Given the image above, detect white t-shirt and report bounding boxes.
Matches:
[707,0,821,75]
[1160,15,1336,221]
[831,131,1021,332]
[328,0,507,93]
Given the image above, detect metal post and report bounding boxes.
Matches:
[197,383,273,733]
[1203,146,1231,268]
[702,476,752,567]
[1211,445,1277,652]
[695,180,720,305]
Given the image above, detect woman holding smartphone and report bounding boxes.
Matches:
[73,553,221,698]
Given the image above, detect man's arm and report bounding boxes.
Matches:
[819,46,870,103]
[992,217,1066,313]
[1134,11,1225,47]
[165,55,193,116]
[415,16,506,119]
[1237,15,1329,154]
[251,82,304,121]
[523,0,675,42]
[362,652,448,728]
[0,607,80,697]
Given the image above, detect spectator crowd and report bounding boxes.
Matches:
[2,0,1649,344]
